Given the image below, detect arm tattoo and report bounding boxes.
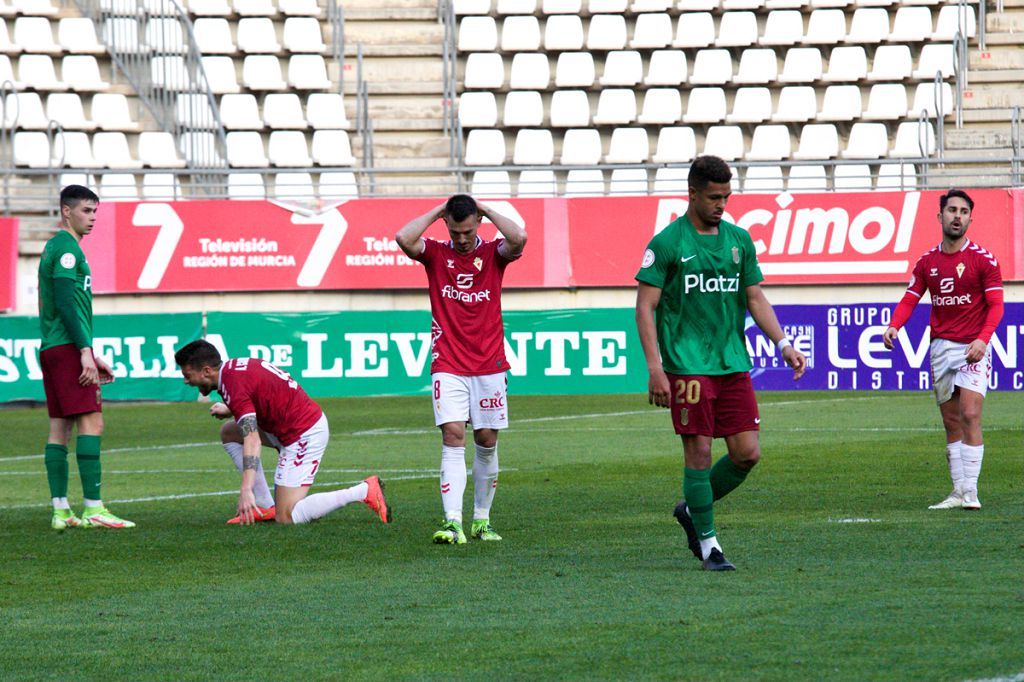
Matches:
[242,456,260,471]
[239,415,258,437]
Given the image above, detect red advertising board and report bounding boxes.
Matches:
[1,217,17,311]
[83,190,1022,294]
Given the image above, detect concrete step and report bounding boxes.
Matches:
[945,127,1015,150]
[336,0,437,9]
[340,56,445,94]
[365,94,445,122]
[353,131,453,167]
[343,20,445,47]
[970,48,1024,70]
[979,32,1024,45]
[961,83,1024,108]
[359,173,459,196]
[343,43,444,57]
[987,10,1024,32]
[343,7,439,20]
[965,67,1024,82]
[961,107,1023,122]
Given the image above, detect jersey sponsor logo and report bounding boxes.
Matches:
[441,284,492,303]
[479,391,505,409]
[456,273,474,289]
[939,277,955,294]
[683,273,741,294]
[59,253,76,269]
[641,249,655,268]
[932,293,972,306]
[83,275,92,291]
[680,254,697,263]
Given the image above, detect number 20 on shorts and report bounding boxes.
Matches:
[674,379,701,405]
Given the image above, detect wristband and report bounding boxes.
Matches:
[776,338,792,352]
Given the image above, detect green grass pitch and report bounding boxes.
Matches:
[0,391,1021,681]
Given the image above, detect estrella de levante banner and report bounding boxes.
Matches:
[1,305,1022,404]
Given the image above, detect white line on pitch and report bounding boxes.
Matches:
[0,467,449,477]
[0,471,448,510]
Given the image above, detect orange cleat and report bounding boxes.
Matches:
[226,506,276,525]
[363,476,391,524]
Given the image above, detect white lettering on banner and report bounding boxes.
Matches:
[345,333,389,377]
[0,339,43,382]
[581,331,627,376]
[294,210,347,287]
[301,333,344,378]
[134,204,184,290]
[391,333,433,376]
[654,192,922,276]
[199,238,279,253]
[683,273,741,294]
[124,336,160,377]
[183,256,228,268]
[362,237,402,252]
[536,332,579,376]
[248,344,293,367]
[827,307,891,327]
[990,325,1023,368]
[502,332,628,378]
[859,326,891,369]
[747,325,814,369]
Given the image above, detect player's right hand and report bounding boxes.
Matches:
[648,368,671,408]
[210,402,231,419]
[882,326,899,349]
[237,488,258,525]
[79,348,99,386]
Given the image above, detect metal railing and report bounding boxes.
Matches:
[1013,106,1022,186]
[326,0,345,96]
[953,31,967,128]
[70,0,227,180]
[933,72,945,161]
[0,79,15,215]
[440,0,459,168]
[354,43,375,191]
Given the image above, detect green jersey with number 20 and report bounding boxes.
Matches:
[635,214,763,376]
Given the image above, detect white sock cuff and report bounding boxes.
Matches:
[441,445,466,461]
[946,440,962,455]
[474,443,497,459]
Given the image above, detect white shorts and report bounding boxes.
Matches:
[930,338,991,404]
[265,413,328,488]
[431,372,509,430]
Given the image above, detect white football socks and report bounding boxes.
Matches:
[440,445,467,523]
[472,443,499,520]
[699,536,722,561]
[52,497,70,510]
[945,440,964,494]
[960,443,984,494]
[224,442,275,508]
[290,482,369,524]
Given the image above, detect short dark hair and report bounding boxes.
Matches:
[939,189,974,212]
[445,194,478,223]
[60,184,99,209]
[688,155,732,190]
[174,339,223,370]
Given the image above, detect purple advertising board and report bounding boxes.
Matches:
[747,302,1023,392]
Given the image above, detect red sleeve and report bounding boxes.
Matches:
[414,237,435,264]
[222,371,256,421]
[978,288,1004,344]
[890,259,927,329]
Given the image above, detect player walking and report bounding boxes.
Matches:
[38,184,134,530]
[635,156,805,571]
[883,189,1003,510]
[174,339,391,526]
[395,195,527,544]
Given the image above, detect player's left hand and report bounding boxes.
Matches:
[965,339,987,364]
[95,355,115,385]
[783,346,807,380]
[210,402,231,419]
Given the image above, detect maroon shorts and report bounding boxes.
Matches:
[40,344,102,418]
[666,372,759,438]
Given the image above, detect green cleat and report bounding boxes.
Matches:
[81,506,136,529]
[51,508,84,531]
[432,519,467,545]
[470,519,502,541]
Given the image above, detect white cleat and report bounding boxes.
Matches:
[928,491,963,509]
[961,490,981,510]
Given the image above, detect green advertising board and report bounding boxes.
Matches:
[0,309,646,403]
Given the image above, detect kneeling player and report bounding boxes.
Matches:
[175,339,391,526]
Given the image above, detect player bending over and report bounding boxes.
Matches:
[175,339,391,526]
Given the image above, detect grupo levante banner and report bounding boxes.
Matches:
[1,305,1021,403]
[81,189,1024,293]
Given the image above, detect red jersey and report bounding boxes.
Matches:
[904,239,1003,343]
[218,358,323,446]
[415,236,517,376]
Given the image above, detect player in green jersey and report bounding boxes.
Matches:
[38,185,133,530]
[635,156,805,570]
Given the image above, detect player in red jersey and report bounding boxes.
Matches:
[396,195,527,544]
[174,339,391,526]
[883,189,1004,510]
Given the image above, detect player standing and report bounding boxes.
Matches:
[395,195,526,544]
[883,189,1003,510]
[38,185,134,530]
[635,156,806,571]
[174,339,391,526]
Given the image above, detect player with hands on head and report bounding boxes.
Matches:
[175,339,391,526]
[39,184,132,530]
[635,155,805,571]
[395,195,526,544]
[882,189,1003,510]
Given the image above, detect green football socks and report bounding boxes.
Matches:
[683,467,715,540]
[44,443,70,499]
[76,435,102,501]
[710,455,749,501]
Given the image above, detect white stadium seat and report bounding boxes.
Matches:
[500,16,541,51]
[226,130,270,167]
[653,167,688,195]
[587,14,627,50]
[845,7,889,43]
[863,83,908,120]
[608,168,648,194]
[823,46,867,82]
[202,55,242,94]
[512,128,553,164]
[890,120,935,157]
[509,52,550,89]
[727,87,772,123]
[93,131,142,169]
[470,170,512,197]
[555,51,594,87]
[605,127,649,163]
[913,44,955,80]
[733,48,778,84]
[560,128,602,164]
[138,131,186,168]
[592,89,636,125]
[911,82,954,118]
[689,48,732,85]
[288,54,331,89]
[792,123,840,159]
[311,130,356,166]
[194,18,237,54]
[868,45,913,81]
[631,12,673,48]
[549,90,590,127]
[18,54,65,90]
[464,129,506,165]
[746,124,791,160]
[46,93,94,130]
[13,16,59,54]
[876,163,917,190]
[99,173,140,201]
[771,85,816,122]
[459,91,498,128]
[268,130,313,167]
[682,87,726,123]
[92,93,142,132]
[502,90,544,127]
[703,125,744,160]
[841,122,888,159]
[889,7,933,42]
[62,56,109,91]
[221,93,264,129]
[637,88,682,124]
[833,163,872,191]
[817,84,862,121]
[57,17,104,54]
[142,172,182,201]
[228,172,267,199]
[243,55,287,90]
[743,165,785,192]
[778,47,822,83]
[652,126,696,163]
[644,50,686,85]
[275,172,316,201]
[674,12,714,48]
[545,14,584,50]
[459,16,498,51]
[465,53,505,89]
[804,9,846,45]
[600,50,642,86]
[282,17,325,53]
[715,11,758,47]
[263,93,308,129]
[236,18,281,53]
[13,131,49,167]
[933,5,975,40]
[759,10,803,45]
[3,91,46,128]
[54,131,99,168]
[306,93,349,129]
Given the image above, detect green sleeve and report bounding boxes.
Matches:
[53,277,90,349]
[635,229,674,288]
[740,231,764,287]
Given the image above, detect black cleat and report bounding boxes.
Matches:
[702,548,736,571]
[673,501,702,560]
